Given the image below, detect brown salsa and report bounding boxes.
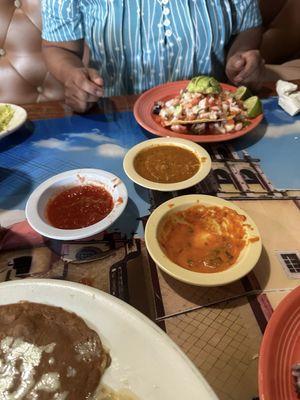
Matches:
[134,145,200,183]
[158,205,247,273]
[46,185,113,229]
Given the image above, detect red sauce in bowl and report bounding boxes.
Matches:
[46,185,114,229]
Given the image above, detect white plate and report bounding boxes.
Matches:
[145,195,262,286]
[0,279,218,400]
[0,103,27,139]
[25,169,128,241]
[123,137,211,191]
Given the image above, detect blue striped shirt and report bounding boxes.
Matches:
[41,0,262,96]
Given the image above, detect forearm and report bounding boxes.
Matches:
[260,0,300,63]
[42,39,103,113]
[42,40,84,84]
[227,27,263,59]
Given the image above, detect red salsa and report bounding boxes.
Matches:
[46,185,114,229]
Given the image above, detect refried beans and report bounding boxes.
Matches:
[0,302,110,399]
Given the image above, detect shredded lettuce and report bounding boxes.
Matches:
[0,105,14,131]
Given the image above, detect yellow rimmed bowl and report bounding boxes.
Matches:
[145,194,262,286]
[123,137,211,191]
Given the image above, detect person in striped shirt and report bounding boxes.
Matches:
[41,0,265,113]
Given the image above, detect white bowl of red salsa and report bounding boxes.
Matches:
[25,169,128,240]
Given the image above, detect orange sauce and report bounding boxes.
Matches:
[158,205,247,273]
[46,185,113,229]
[134,145,200,183]
[249,237,259,243]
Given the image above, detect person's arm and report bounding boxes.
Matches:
[259,0,285,27]
[41,0,103,113]
[42,40,103,113]
[260,0,300,63]
[225,0,265,91]
[42,39,84,83]
[226,27,264,89]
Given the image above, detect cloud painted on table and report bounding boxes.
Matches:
[33,129,127,157]
[67,129,118,143]
[33,137,127,158]
[33,138,89,151]
[0,209,25,228]
[96,143,127,157]
[263,119,300,138]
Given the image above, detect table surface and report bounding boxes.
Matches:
[1,80,300,400]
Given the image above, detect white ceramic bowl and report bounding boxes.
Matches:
[0,103,27,139]
[123,137,211,191]
[25,169,128,241]
[145,194,262,286]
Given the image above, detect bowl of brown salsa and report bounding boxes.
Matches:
[123,137,211,191]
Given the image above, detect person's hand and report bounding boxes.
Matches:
[226,50,265,91]
[64,67,104,113]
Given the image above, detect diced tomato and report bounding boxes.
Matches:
[186,98,200,108]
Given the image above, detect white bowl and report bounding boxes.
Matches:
[0,103,27,139]
[145,195,262,286]
[25,169,128,240]
[123,137,211,191]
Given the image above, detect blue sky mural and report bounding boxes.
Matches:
[0,97,299,234]
[0,112,152,235]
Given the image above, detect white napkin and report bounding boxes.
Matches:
[276,80,300,116]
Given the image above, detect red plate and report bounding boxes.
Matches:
[259,285,300,400]
[133,80,263,143]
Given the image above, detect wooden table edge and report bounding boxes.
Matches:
[22,80,300,121]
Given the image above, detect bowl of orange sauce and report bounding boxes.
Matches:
[25,169,127,240]
[145,195,262,286]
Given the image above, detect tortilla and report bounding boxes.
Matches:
[163,118,225,126]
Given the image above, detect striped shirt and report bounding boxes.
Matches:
[41,0,262,96]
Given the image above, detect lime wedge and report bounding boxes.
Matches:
[244,96,263,118]
[233,86,252,100]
